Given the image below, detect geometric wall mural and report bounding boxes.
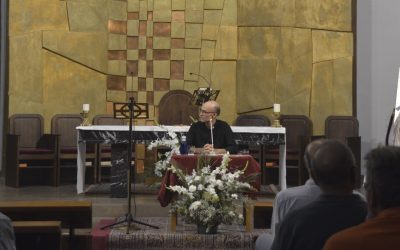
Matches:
[105,0,238,126]
[8,0,355,134]
[237,0,354,134]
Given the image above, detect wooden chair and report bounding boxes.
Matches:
[234,115,271,182]
[6,114,58,187]
[92,114,126,182]
[264,115,313,186]
[325,115,361,187]
[13,221,62,250]
[158,90,198,125]
[234,114,271,127]
[51,114,96,185]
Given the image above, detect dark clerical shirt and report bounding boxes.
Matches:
[186,120,237,154]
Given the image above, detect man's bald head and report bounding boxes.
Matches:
[202,100,220,115]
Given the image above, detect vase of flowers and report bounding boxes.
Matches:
[168,153,255,234]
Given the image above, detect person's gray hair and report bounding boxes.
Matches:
[365,146,400,209]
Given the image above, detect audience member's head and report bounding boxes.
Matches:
[364,146,400,215]
[308,139,356,194]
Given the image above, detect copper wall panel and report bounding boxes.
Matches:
[147,91,154,104]
[139,49,146,60]
[172,11,185,22]
[171,38,185,48]
[127,36,139,49]
[108,20,127,34]
[170,60,184,80]
[108,50,127,60]
[154,79,170,91]
[128,12,139,20]
[126,61,138,76]
[153,49,171,60]
[107,75,127,91]
[154,23,171,37]
[139,21,147,36]
[138,78,147,91]
[147,61,154,77]
[147,37,153,48]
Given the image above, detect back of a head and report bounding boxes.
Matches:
[310,139,356,192]
[365,146,400,210]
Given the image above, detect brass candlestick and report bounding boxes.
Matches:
[80,110,91,126]
[272,111,282,127]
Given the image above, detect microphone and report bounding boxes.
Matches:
[190,72,212,88]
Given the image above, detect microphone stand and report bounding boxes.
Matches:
[210,118,215,155]
[101,97,158,233]
[190,72,212,87]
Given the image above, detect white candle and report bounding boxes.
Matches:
[83,104,90,112]
[273,103,280,112]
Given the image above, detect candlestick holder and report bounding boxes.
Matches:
[272,111,282,127]
[80,110,91,126]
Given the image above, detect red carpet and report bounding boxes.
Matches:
[91,219,115,250]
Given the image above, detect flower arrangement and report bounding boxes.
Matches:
[168,153,255,233]
[147,126,180,177]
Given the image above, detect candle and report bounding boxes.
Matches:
[83,104,90,112]
[273,103,280,113]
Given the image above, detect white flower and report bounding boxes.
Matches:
[231,194,238,199]
[147,125,181,177]
[189,201,202,211]
[215,180,223,189]
[189,185,197,192]
[221,152,230,167]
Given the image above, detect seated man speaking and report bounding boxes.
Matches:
[187,100,238,154]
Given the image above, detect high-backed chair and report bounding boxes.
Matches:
[234,114,271,127]
[51,114,96,185]
[92,114,126,182]
[325,115,361,187]
[158,90,198,125]
[264,115,313,185]
[234,115,271,175]
[6,114,58,187]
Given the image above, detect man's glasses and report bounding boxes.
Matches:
[199,109,215,114]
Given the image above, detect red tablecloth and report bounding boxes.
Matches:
[157,154,261,207]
